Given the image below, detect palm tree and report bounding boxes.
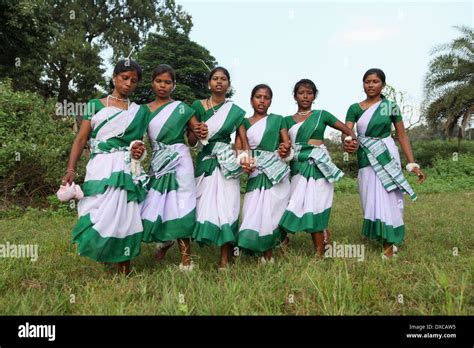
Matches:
[423,26,474,140]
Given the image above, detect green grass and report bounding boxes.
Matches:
[0,192,472,315]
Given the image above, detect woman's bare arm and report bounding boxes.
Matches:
[62,120,92,184]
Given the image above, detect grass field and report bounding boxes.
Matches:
[0,191,472,315]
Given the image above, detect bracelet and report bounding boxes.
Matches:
[65,170,78,178]
[406,163,420,172]
[343,136,353,142]
[283,148,295,162]
[189,140,200,150]
[129,140,146,161]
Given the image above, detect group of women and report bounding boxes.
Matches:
[62,59,426,275]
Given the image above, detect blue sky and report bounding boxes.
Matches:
[174,0,472,135]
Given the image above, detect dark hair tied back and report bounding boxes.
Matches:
[293,79,318,98]
[109,58,143,89]
[251,84,273,99]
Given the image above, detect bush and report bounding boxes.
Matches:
[407,153,474,193]
[429,153,474,177]
[0,80,86,206]
[46,195,78,217]
[410,140,474,168]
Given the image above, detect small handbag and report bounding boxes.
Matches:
[56,182,84,202]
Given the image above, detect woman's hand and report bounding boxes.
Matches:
[199,123,209,139]
[240,154,254,173]
[278,141,291,158]
[343,138,358,153]
[131,142,145,159]
[411,167,426,184]
[61,171,76,185]
[191,122,208,139]
[191,122,202,137]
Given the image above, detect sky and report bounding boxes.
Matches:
[172,0,472,136]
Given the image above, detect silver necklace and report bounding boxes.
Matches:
[296,110,311,116]
[208,97,227,115]
[108,94,129,103]
[106,95,130,138]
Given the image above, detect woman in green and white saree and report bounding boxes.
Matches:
[62,59,148,275]
[343,69,426,259]
[189,67,250,270]
[279,79,357,256]
[236,84,292,263]
[140,64,204,270]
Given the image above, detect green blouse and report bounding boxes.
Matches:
[82,99,105,120]
[284,110,338,141]
[191,99,245,145]
[345,99,404,168]
[345,100,403,139]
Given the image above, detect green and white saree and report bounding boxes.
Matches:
[191,100,245,246]
[72,99,148,262]
[346,98,416,245]
[279,110,343,233]
[237,114,290,252]
[140,101,197,243]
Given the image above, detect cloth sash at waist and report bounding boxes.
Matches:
[293,142,344,183]
[358,135,416,201]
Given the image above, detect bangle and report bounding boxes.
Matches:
[283,148,295,162]
[189,140,199,150]
[128,140,146,161]
[344,136,353,142]
[65,169,78,178]
[406,163,420,172]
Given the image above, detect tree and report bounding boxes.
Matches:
[0,1,53,97]
[133,29,218,105]
[423,26,474,140]
[383,84,422,130]
[0,0,193,102]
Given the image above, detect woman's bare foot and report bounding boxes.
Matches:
[155,240,175,261]
[117,261,130,275]
[177,238,191,266]
[263,249,273,261]
[279,235,290,255]
[383,243,394,258]
[323,228,331,248]
[311,232,325,257]
[219,243,230,270]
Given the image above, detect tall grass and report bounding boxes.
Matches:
[0,192,472,315]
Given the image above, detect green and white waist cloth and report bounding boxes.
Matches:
[251,149,289,185]
[358,135,417,201]
[293,143,344,183]
[150,142,181,179]
[202,141,243,179]
[90,138,147,185]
